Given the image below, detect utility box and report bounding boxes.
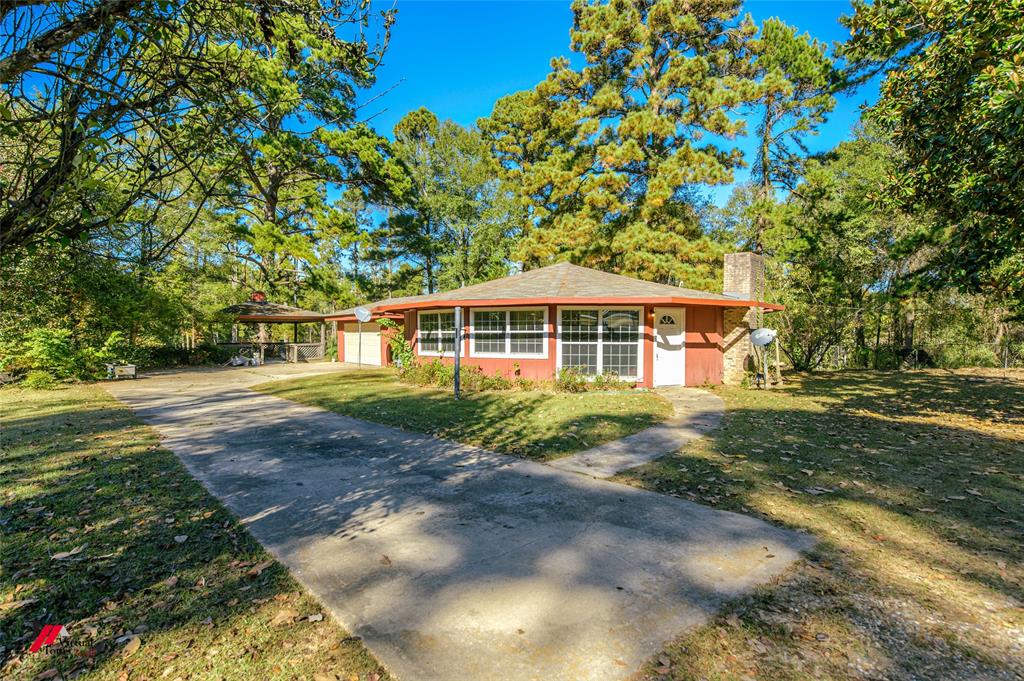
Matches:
[106,364,137,379]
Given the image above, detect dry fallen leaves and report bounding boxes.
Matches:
[52,544,86,560]
[247,560,274,578]
[0,598,37,611]
[121,635,141,656]
[271,608,298,626]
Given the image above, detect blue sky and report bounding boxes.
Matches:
[359,0,880,205]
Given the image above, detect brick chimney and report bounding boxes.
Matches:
[722,252,764,385]
[723,252,764,300]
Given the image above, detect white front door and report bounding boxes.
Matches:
[653,307,685,386]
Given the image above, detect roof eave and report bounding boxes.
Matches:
[234,314,325,323]
[335,296,783,314]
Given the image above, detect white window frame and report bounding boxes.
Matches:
[417,309,457,357]
[469,307,548,359]
[556,306,644,381]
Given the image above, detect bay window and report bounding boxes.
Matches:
[559,308,641,379]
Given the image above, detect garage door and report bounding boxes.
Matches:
[343,323,382,366]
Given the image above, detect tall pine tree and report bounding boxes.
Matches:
[482,0,760,289]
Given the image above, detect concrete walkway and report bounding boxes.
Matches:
[106,366,812,681]
[549,387,725,478]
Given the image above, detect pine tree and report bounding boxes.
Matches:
[482,0,759,289]
[747,18,836,252]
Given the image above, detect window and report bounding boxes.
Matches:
[418,311,456,355]
[560,309,599,374]
[510,310,544,354]
[659,314,677,326]
[471,309,547,357]
[473,310,506,353]
[602,310,639,377]
[559,308,641,379]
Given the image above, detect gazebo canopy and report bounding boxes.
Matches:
[219,300,325,324]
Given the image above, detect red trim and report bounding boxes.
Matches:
[324,313,406,322]
[325,297,782,320]
[641,305,655,389]
[342,321,350,364]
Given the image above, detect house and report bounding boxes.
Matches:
[325,252,779,387]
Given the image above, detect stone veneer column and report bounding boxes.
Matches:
[721,252,765,385]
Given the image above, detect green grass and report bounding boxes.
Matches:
[0,384,389,681]
[616,369,1024,681]
[253,368,673,461]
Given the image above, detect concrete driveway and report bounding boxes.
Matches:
[106,365,813,681]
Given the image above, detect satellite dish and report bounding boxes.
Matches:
[750,328,777,347]
[354,306,372,323]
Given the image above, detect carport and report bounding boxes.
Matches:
[219,292,326,363]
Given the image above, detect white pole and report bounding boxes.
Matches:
[358,320,363,369]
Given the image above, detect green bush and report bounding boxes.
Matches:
[20,328,79,379]
[2,328,144,380]
[21,369,59,390]
[934,344,999,369]
[399,361,636,394]
[399,360,514,393]
[379,319,415,368]
[554,367,588,393]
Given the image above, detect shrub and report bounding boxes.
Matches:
[554,367,588,393]
[399,360,515,393]
[20,328,79,379]
[379,319,415,368]
[22,370,59,390]
[934,344,999,369]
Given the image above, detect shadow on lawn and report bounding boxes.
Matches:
[258,369,670,461]
[83,369,814,681]
[791,368,1024,426]
[0,391,385,680]
[620,370,1024,680]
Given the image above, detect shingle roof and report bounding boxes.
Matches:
[328,262,775,319]
[219,301,325,322]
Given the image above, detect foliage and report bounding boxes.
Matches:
[749,18,837,194]
[842,0,1024,316]
[3,327,129,380]
[20,370,59,390]
[755,129,921,370]
[745,17,837,251]
[0,0,397,257]
[378,318,415,368]
[553,367,589,393]
[482,0,758,289]
[385,109,520,293]
[399,359,513,393]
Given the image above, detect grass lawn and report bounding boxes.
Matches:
[253,368,673,461]
[1,384,389,681]
[616,370,1024,681]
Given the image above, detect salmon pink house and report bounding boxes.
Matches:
[326,253,778,388]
